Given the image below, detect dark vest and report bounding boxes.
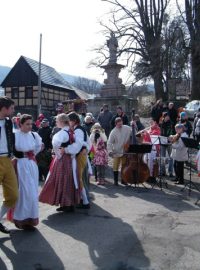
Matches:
[75,126,87,142]
[5,118,14,157]
[74,125,87,153]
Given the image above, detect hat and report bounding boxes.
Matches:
[180,112,186,118]
[92,123,101,129]
[86,112,93,118]
[41,118,49,124]
[84,115,92,123]
[39,113,45,119]
[91,122,104,133]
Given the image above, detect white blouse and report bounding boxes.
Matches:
[15,131,42,155]
[52,126,69,158]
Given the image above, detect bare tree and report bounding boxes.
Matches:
[184,0,200,99]
[72,77,101,94]
[162,15,190,96]
[99,0,169,100]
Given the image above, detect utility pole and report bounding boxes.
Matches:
[37,33,42,116]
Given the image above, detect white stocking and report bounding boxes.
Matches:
[81,188,89,205]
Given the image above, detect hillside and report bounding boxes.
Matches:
[0,65,11,84]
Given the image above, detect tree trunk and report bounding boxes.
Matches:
[152,69,165,101]
[191,41,200,100]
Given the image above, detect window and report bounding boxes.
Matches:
[25,86,33,98]
[11,87,19,98]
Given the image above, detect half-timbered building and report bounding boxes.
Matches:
[1,56,88,118]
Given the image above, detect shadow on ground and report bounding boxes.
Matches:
[90,175,200,213]
[43,203,151,270]
[0,230,65,270]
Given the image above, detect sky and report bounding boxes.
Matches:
[0,0,114,83]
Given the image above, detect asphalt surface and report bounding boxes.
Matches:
[1,170,200,270]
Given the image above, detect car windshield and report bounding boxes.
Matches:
[185,103,193,109]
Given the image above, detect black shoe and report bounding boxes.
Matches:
[147,177,156,184]
[21,225,36,231]
[175,181,184,185]
[56,206,74,212]
[114,171,118,186]
[0,223,10,234]
[121,181,128,186]
[76,203,90,209]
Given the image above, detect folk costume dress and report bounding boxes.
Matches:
[39,127,80,207]
[13,131,42,228]
[64,126,90,206]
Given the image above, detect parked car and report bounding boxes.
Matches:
[184,100,200,120]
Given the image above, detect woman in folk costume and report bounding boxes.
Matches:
[142,119,161,182]
[39,113,80,212]
[62,112,90,209]
[11,114,43,230]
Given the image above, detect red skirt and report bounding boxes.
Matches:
[39,154,80,207]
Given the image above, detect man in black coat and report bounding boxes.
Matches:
[111,106,129,129]
[97,104,113,137]
[167,102,178,128]
[37,119,52,181]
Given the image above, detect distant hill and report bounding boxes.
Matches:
[0,65,11,84]
[60,73,78,84]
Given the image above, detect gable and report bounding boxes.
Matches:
[1,56,38,87]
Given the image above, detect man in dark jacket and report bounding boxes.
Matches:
[167,102,178,130]
[82,115,94,136]
[111,106,129,129]
[160,112,174,177]
[37,119,52,181]
[97,104,113,137]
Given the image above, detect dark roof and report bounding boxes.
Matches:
[1,55,90,100]
[22,56,74,90]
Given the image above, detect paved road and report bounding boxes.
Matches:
[1,173,200,270]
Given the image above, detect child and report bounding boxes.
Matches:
[93,137,108,185]
[170,123,188,185]
[90,123,107,181]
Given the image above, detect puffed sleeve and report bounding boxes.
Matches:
[33,132,43,155]
[53,130,69,158]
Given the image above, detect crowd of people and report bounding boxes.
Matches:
[0,96,200,234]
